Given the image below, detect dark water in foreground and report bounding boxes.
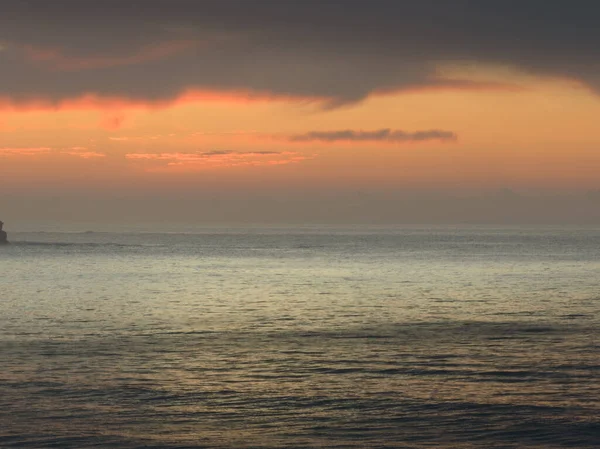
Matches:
[1,227,599,448]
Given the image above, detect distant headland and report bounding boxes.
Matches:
[0,221,8,244]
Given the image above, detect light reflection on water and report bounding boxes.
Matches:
[1,227,599,447]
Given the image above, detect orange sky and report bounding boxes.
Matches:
[2,69,600,196]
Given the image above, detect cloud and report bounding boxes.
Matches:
[21,40,197,71]
[127,150,287,161]
[0,146,105,159]
[109,134,178,141]
[0,147,52,156]
[289,129,457,143]
[1,1,600,106]
[63,151,106,159]
[63,147,106,159]
[125,150,311,171]
[201,150,282,156]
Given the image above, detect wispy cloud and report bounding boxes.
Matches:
[63,146,106,159]
[289,129,457,143]
[0,146,105,159]
[0,147,52,156]
[109,133,177,141]
[126,150,312,171]
[21,40,198,72]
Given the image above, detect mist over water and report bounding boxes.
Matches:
[1,227,599,448]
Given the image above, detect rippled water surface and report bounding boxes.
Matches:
[1,227,599,448]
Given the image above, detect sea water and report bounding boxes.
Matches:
[1,226,599,448]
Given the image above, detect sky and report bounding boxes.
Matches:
[1,0,600,227]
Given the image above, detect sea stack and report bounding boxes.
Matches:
[0,221,8,244]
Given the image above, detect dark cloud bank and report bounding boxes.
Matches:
[1,0,600,105]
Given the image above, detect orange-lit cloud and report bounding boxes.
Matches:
[0,89,324,113]
[0,76,529,118]
[109,134,177,142]
[126,150,312,171]
[62,147,106,159]
[0,146,105,159]
[0,147,52,156]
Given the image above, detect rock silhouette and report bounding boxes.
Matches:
[0,221,8,244]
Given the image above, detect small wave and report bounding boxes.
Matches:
[10,241,141,249]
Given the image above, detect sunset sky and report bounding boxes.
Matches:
[2,0,600,227]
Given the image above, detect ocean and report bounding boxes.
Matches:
[1,226,598,448]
